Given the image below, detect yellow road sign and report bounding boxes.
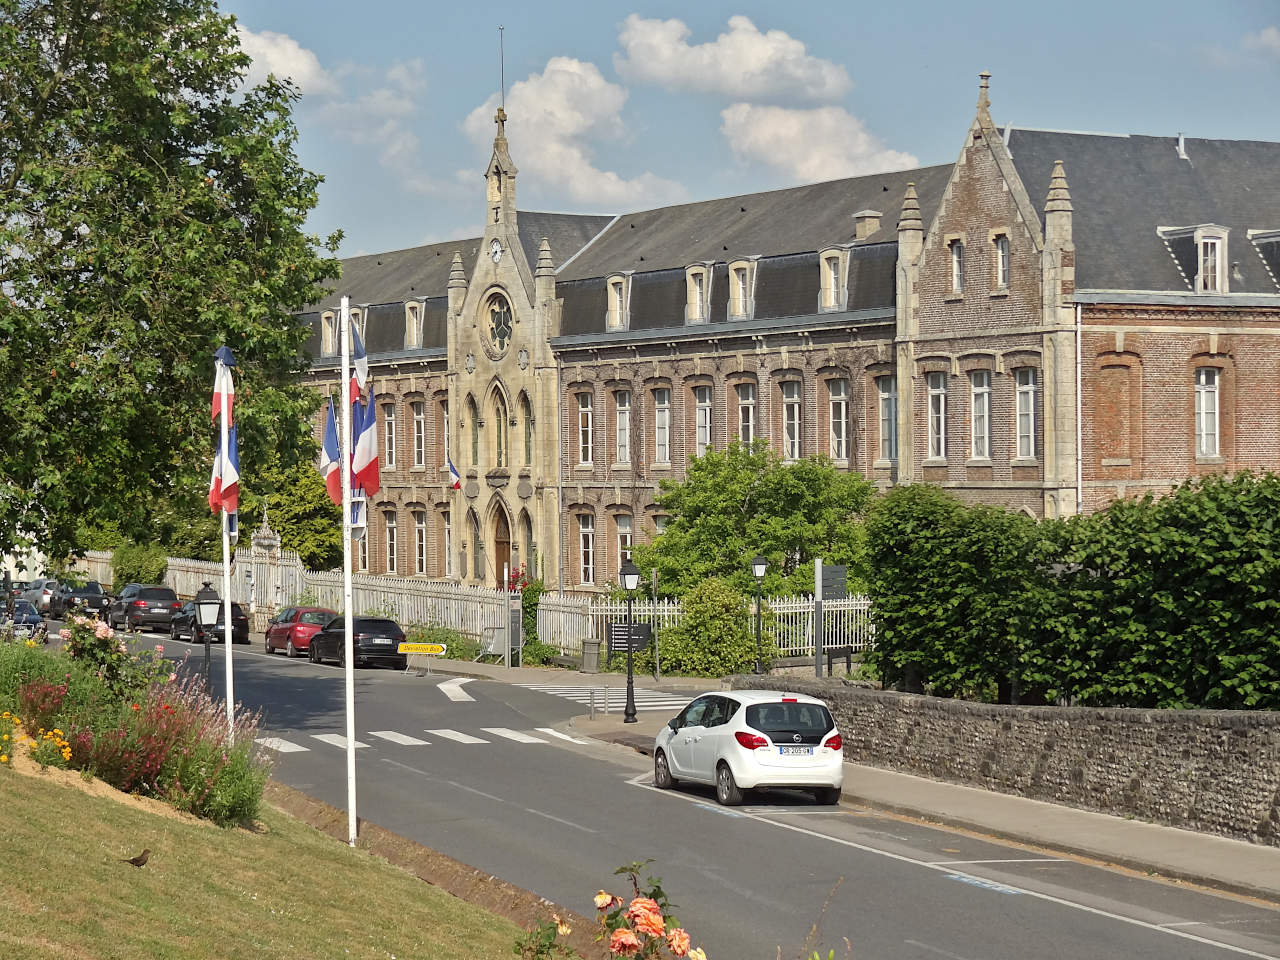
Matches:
[398,641,447,656]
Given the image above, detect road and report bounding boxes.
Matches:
[129,632,1280,960]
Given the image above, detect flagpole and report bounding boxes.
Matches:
[340,294,358,847]
[219,360,234,739]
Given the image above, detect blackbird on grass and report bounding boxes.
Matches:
[120,849,150,867]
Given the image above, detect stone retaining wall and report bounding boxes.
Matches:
[731,676,1280,846]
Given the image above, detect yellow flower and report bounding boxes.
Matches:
[2,734,8,741]
[552,914,571,937]
[0,754,7,764]
[688,949,708,960]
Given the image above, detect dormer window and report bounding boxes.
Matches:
[1157,224,1229,294]
[1200,236,1221,292]
[321,311,336,357]
[405,301,422,349]
[727,258,758,320]
[605,273,630,330]
[350,308,365,339]
[685,264,711,324]
[819,248,847,311]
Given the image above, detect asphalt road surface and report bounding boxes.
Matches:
[160,639,1280,960]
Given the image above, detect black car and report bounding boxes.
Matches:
[5,600,46,641]
[51,581,111,620]
[107,584,144,629]
[308,616,407,669]
[113,585,181,632]
[170,600,250,644]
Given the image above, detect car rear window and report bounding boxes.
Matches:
[74,583,103,595]
[745,701,834,739]
[14,601,36,615]
[299,610,332,625]
[137,588,177,601]
[355,618,401,633]
[231,603,246,617]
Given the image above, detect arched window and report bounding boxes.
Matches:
[467,397,479,467]
[493,392,508,468]
[488,294,512,351]
[470,511,483,580]
[520,394,533,466]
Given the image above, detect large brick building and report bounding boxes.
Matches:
[303,75,1280,592]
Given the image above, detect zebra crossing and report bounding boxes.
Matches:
[514,683,692,713]
[255,725,592,754]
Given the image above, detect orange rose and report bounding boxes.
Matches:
[633,908,666,938]
[608,927,642,956]
[666,928,692,956]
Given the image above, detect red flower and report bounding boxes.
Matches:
[131,703,140,711]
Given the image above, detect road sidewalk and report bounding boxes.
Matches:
[421,657,1280,905]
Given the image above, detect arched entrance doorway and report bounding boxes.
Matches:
[492,509,511,588]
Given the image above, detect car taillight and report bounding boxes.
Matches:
[132,600,147,607]
[43,588,52,596]
[782,697,798,702]
[734,731,769,750]
[170,602,180,609]
[824,734,843,751]
[353,632,366,640]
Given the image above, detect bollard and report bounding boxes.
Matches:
[589,688,596,720]
[603,685,609,715]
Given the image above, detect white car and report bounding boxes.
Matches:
[653,689,844,806]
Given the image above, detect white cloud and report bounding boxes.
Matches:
[462,56,686,209]
[720,103,917,182]
[614,14,849,103]
[1243,25,1280,57]
[234,25,336,95]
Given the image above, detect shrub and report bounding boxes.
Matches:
[519,640,559,666]
[60,614,172,699]
[656,578,769,676]
[405,623,479,661]
[110,540,168,591]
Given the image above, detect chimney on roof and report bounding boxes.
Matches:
[853,210,882,241]
[977,71,992,119]
[1176,133,1189,161]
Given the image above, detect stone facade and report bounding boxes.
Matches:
[733,675,1280,845]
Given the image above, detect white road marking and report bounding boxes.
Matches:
[256,737,309,753]
[536,727,592,744]
[482,727,548,744]
[521,807,597,832]
[625,778,1279,958]
[930,858,1065,865]
[369,730,430,745]
[427,728,488,744]
[514,683,691,712]
[311,734,369,749]
[439,678,476,702]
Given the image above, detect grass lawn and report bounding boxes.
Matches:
[0,763,525,959]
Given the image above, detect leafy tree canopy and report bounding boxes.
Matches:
[0,0,340,561]
[633,440,875,598]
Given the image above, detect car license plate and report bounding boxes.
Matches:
[779,746,812,756]
[152,606,167,612]
[372,637,392,644]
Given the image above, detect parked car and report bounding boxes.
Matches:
[4,600,47,641]
[112,585,181,632]
[652,690,844,806]
[107,584,144,629]
[264,606,338,657]
[169,601,250,644]
[308,616,407,669]
[21,577,62,615]
[9,579,29,599]
[51,581,111,620]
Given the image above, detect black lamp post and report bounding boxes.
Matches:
[195,581,220,694]
[751,555,767,674]
[620,559,640,724]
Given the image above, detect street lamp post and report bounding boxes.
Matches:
[195,581,220,695]
[751,555,767,674]
[620,560,640,724]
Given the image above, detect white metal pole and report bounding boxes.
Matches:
[340,295,358,847]
[219,363,234,738]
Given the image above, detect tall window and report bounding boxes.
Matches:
[949,240,965,294]
[413,510,426,575]
[384,511,397,574]
[736,383,756,443]
[1016,368,1037,458]
[688,270,706,322]
[927,371,947,459]
[577,393,593,465]
[615,390,631,463]
[694,386,712,456]
[441,399,449,464]
[358,532,368,572]
[405,303,421,348]
[443,510,453,577]
[578,514,595,585]
[823,255,842,309]
[321,312,336,356]
[782,381,802,460]
[1199,239,1220,293]
[1195,367,1219,457]
[493,393,508,468]
[970,370,991,459]
[608,278,626,329]
[467,398,479,466]
[382,403,396,468]
[877,375,898,461]
[994,234,1010,288]
[828,379,849,460]
[411,401,426,468]
[654,388,671,463]
[732,266,749,317]
[471,513,482,580]
[617,515,632,566]
[520,395,533,465]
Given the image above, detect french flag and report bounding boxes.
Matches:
[447,458,462,491]
[317,396,341,506]
[211,345,235,423]
[351,394,380,495]
[349,322,368,403]
[208,425,240,513]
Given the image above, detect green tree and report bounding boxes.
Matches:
[654,577,767,676]
[633,440,874,598]
[0,0,340,562]
[237,452,341,571]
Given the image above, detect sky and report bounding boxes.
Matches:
[219,0,1280,260]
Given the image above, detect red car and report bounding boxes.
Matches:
[264,606,338,658]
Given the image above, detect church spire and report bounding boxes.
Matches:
[486,106,518,230]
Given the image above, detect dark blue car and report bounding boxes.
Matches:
[6,600,46,641]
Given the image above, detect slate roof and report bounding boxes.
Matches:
[1006,129,1280,294]
[557,164,952,282]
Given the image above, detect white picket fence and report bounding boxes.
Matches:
[536,592,874,660]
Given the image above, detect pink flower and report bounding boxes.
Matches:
[154,644,165,654]
[608,928,642,956]
[666,928,691,957]
[168,673,177,683]
[58,628,71,640]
